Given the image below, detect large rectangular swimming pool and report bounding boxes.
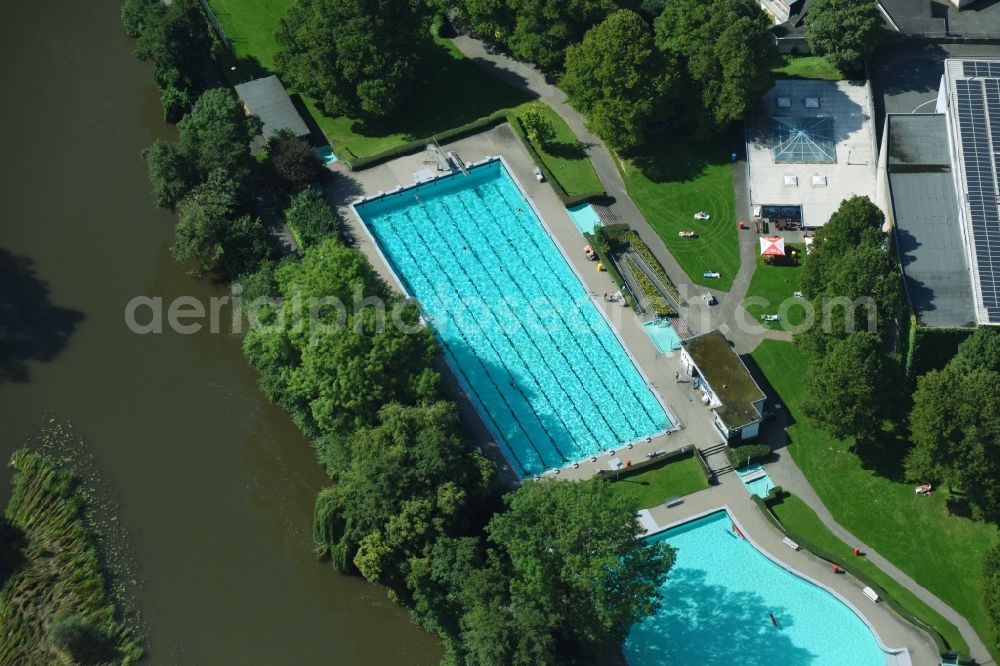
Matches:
[354,160,670,476]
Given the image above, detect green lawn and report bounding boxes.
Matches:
[620,133,739,291]
[752,339,1000,662]
[742,244,806,331]
[771,55,845,81]
[606,454,710,510]
[208,0,291,70]
[770,494,969,656]
[208,1,534,160]
[510,104,603,197]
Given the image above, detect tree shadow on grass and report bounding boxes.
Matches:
[625,127,740,185]
[543,140,588,161]
[346,40,534,141]
[0,248,84,385]
[741,354,795,452]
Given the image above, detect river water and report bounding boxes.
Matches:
[0,1,441,663]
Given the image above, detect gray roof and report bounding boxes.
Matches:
[886,114,976,327]
[234,75,310,139]
[887,114,950,168]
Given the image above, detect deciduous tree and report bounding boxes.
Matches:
[806,0,880,74]
[284,188,340,248]
[801,331,904,446]
[242,238,441,437]
[458,0,618,70]
[482,479,675,663]
[275,0,432,118]
[654,0,774,131]
[267,129,324,195]
[906,329,1000,519]
[519,103,556,147]
[563,10,677,151]
[177,88,261,184]
[143,140,193,210]
[133,0,212,92]
[984,541,1000,646]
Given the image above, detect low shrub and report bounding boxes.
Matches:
[725,443,772,468]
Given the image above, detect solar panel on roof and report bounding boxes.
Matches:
[955,73,1000,323]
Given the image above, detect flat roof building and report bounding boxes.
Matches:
[747,80,877,228]
[877,114,975,327]
[679,330,766,443]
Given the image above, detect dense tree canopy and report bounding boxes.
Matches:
[906,328,1000,519]
[132,0,213,92]
[242,238,440,438]
[176,88,261,185]
[806,0,880,74]
[314,401,495,584]
[143,140,193,210]
[796,196,903,358]
[482,480,675,664]
[405,479,675,665]
[654,0,774,131]
[283,188,340,248]
[562,10,677,151]
[266,130,324,195]
[802,332,904,446]
[173,170,274,276]
[459,0,619,70]
[275,0,433,118]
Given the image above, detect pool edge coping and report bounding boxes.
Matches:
[643,505,912,664]
[348,154,682,479]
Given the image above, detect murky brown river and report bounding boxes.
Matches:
[0,1,441,663]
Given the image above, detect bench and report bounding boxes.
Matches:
[862,586,880,603]
[782,537,800,551]
[664,496,683,508]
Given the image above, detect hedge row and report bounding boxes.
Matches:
[752,491,961,662]
[724,444,771,469]
[508,115,604,206]
[905,319,975,378]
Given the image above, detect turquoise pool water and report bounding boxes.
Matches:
[642,319,681,352]
[355,160,670,476]
[566,203,602,234]
[737,465,776,498]
[626,510,884,666]
[314,145,338,165]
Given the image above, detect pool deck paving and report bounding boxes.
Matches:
[330,125,945,665]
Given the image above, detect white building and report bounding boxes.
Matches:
[680,330,766,443]
[747,79,877,228]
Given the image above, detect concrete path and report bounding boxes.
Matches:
[766,445,995,665]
